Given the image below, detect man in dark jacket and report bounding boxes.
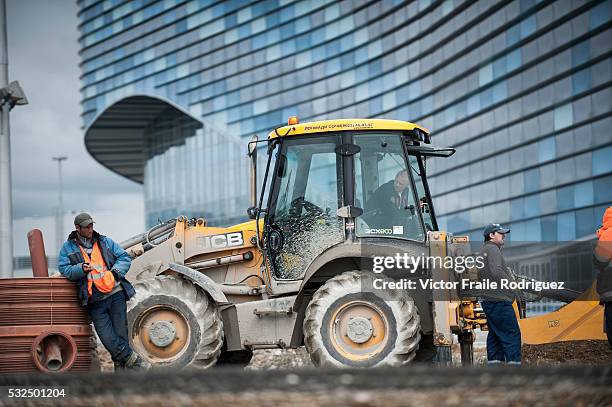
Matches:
[363,170,423,238]
[58,213,149,370]
[479,223,521,365]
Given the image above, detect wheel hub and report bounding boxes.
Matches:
[329,299,390,362]
[133,305,190,362]
[148,321,176,347]
[346,317,373,344]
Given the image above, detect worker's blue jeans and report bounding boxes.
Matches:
[605,302,612,347]
[481,301,522,364]
[87,290,133,365]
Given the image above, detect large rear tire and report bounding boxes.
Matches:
[303,271,420,367]
[127,275,223,369]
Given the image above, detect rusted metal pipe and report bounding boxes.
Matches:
[43,335,63,371]
[27,229,48,277]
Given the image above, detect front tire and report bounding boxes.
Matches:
[127,275,223,369]
[303,271,420,367]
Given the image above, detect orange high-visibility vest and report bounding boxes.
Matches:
[79,242,116,297]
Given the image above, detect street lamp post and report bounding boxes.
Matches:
[52,157,67,254]
[0,0,28,278]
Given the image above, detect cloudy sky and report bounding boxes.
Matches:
[7,0,144,245]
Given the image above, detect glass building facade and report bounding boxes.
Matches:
[78,0,612,235]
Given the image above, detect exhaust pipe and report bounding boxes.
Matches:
[248,135,258,208]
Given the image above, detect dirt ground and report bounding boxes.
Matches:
[522,340,612,365]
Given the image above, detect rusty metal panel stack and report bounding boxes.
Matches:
[0,278,98,374]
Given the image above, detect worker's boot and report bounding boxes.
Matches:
[125,351,151,370]
[113,361,125,372]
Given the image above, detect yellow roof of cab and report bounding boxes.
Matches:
[267,118,430,139]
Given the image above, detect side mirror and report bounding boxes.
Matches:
[247,206,258,220]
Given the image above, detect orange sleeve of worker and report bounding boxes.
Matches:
[595,207,612,261]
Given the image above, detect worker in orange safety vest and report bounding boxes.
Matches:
[594,206,612,347]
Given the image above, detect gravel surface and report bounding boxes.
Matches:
[96,340,612,371]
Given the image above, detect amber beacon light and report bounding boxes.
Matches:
[287,116,299,125]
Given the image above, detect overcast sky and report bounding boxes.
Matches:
[7,0,144,243]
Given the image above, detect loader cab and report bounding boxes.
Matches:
[257,119,454,280]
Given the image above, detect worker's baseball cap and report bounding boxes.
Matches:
[74,213,94,227]
[483,223,510,237]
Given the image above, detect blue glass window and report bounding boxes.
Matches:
[538,137,555,163]
[480,87,493,108]
[506,49,522,72]
[252,32,267,49]
[340,33,353,52]
[541,215,557,241]
[524,194,539,218]
[279,23,295,42]
[212,80,226,94]
[524,168,540,193]
[325,57,341,76]
[493,57,505,79]
[211,2,226,18]
[510,198,525,220]
[554,104,573,130]
[240,103,253,118]
[572,41,590,67]
[175,19,187,34]
[492,82,507,103]
[575,208,595,238]
[408,80,421,100]
[467,94,480,115]
[354,47,368,64]
[524,218,541,241]
[572,68,591,95]
[355,65,369,81]
[511,221,525,241]
[267,28,280,44]
[557,212,576,240]
[369,96,383,115]
[281,39,295,54]
[396,84,410,104]
[520,0,536,12]
[421,96,433,115]
[325,39,340,58]
[506,24,520,46]
[519,15,536,38]
[590,1,611,29]
[593,145,612,175]
[368,59,382,77]
[226,12,238,28]
[226,90,240,107]
[295,33,310,51]
[556,185,574,211]
[295,16,309,33]
[479,64,493,86]
[574,180,594,207]
[448,213,469,233]
[340,53,354,70]
[368,77,383,96]
[279,4,294,23]
[238,24,251,38]
[594,175,612,203]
